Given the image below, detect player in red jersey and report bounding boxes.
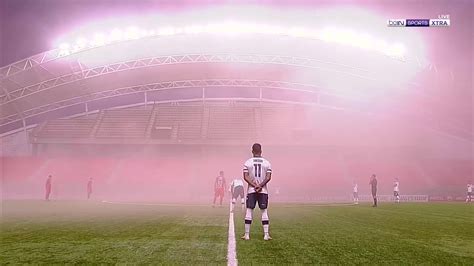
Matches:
[213,171,226,207]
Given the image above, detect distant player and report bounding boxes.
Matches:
[353,182,359,204]
[230,178,245,212]
[87,177,93,200]
[274,187,280,199]
[45,175,52,201]
[393,178,400,203]
[213,171,226,207]
[242,143,272,241]
[466,182,472,203]
[369,174,377,207]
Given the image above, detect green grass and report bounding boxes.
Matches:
[1,201,473,265]
[235,203,474,265]
[0,201,228,264]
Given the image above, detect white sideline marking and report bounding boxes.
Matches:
[227,203,238,266]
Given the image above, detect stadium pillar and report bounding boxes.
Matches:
[32,143,38,156]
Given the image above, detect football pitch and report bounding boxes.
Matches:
[1,201,473,265]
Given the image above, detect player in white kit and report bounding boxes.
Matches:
[230,178,245,212]
[242,143,272,241]
[393,178,400,203]
[353,182,359,205]
[466,182,472,203]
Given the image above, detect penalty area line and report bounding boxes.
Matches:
[227,203,238,266]
[100,200,209,207]
[277,202,358,207]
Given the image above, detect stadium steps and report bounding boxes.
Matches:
[201,106,210,139]
[89,110,105,138]
[260,106,293,141]
[145,106,159,138]
[254,107,262,140]
[153,105,204,140]
[95,109,152,138]
[35,117,96,138]
[207,106,257,140]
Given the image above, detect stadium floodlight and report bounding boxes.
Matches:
[89,33,106,47]
[387,43,406,57]
[372,40,388,54]
[335,29,355,44]
[124,26,142,40]
[208,21,261,35]
[235,22,260,34]
[58,42,70,56]
[205,23,228,34]
[288,27,316,39]
[76,38,87,48]
[70,37,87,53]
[146,30,156,37]
[184,25,205,34]
[55,21,407,59]
[109,28,124,42]
[59,43,70,50]
[353,33,375,50]
[157,26,176,36]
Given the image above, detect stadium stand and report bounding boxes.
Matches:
[153,104,204,140]
[95,108,152,138]
[208,105,257,140]
[34,116,96,138]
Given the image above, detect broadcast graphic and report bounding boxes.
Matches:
[388,15,451,27]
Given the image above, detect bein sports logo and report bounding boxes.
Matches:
[387,15,450,27]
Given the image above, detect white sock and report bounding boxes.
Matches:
[245,208,253,236]
[245,224,251,235]
[263,225,269,235]
[261,208,269,235]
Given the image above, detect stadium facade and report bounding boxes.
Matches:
[1,28,472,201]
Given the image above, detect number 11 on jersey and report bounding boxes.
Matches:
[254,164,262,178]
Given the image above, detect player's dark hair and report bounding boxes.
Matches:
[252,143,262,154]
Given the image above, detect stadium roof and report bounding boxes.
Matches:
[0,5,471,141]
[0,31,433,134]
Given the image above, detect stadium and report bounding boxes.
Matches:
[1,1,473,265]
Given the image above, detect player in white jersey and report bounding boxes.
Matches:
[230,178,245,212]
[353,182,359,205]
[466,182,472,203]
[393,178,400,203]
[241,143,272,241]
